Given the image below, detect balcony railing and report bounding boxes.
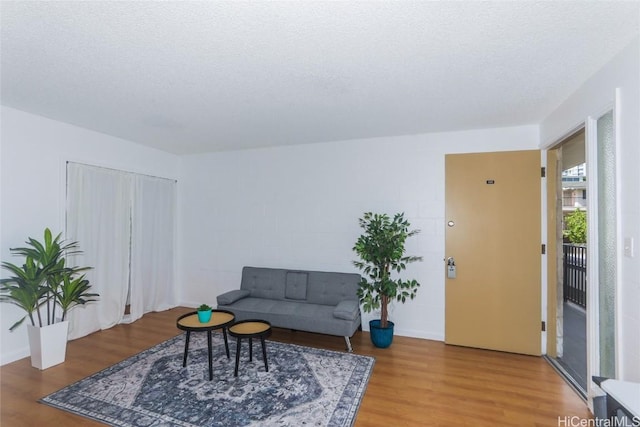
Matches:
[563,244,587,309]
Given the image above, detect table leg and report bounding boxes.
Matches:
[182,331,191,367]
[234,338,241,377]
[261,336,268,372]
[207,331,213,381]
[249,337,253,362]
[222,327,230,359]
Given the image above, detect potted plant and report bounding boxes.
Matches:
[0,228,97,369]
[353,212,422,348]
[197,304,213,323]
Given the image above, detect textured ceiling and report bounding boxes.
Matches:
[1,1,638,154]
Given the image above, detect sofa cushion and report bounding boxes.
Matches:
[219,297,361,337]
[333,300,360,321]
[240,267,286,300]
[307,271,361,306]
[217,289,250,306]
[285,271,308,300]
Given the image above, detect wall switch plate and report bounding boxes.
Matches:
[624,237,634,258]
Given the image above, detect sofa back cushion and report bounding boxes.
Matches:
[306,271,361,306]
[240,267,286,300]
[285,271,308,300]
[240,266,361,306]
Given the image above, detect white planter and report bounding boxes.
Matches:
[27,321,69,370]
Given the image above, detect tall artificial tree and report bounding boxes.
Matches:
[353,212,422,328]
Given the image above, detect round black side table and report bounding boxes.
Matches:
[228,319,272,377]
[176,310,235,381]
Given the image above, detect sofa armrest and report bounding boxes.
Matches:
[333,300,360,321]
[217,289,250,306]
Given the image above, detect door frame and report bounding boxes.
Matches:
[540,90,622,410]
[545,128,588,397]
[585,97,622,387]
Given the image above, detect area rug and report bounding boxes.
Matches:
[40,333,375,426]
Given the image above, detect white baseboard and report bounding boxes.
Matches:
[1,347,30,366]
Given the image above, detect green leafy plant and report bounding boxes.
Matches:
[57,274,95,321]
[353,212,422,328]
[0,228,97,331]
[197,304,212,311]
[0,257,48,330]
[564,209,587,244]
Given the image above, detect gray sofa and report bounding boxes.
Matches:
[216,266,362,351]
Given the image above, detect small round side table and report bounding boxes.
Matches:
[228,319,272,377]
[176,310,235,381]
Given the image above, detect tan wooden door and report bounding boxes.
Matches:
[445,150,541,355]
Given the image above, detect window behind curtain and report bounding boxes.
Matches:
[66,162,176,339]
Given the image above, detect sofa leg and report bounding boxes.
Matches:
[344,336,353,353]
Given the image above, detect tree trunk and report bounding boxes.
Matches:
[380,295,389,328]
[380,265,390,328]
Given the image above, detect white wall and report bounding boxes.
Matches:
[540,37,640,382]
[0,106,180,365]
[178,125,539,342]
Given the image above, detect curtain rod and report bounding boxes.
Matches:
[66,161,178,183]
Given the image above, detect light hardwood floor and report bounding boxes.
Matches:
[1,307,591,426]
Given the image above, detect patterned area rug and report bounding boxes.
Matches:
[40,333,375,426]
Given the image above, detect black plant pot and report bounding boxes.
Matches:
[369,319,394,348]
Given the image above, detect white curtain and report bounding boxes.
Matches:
[66,163,177,339]
[129,174,177,322]
[66,163,132,339]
